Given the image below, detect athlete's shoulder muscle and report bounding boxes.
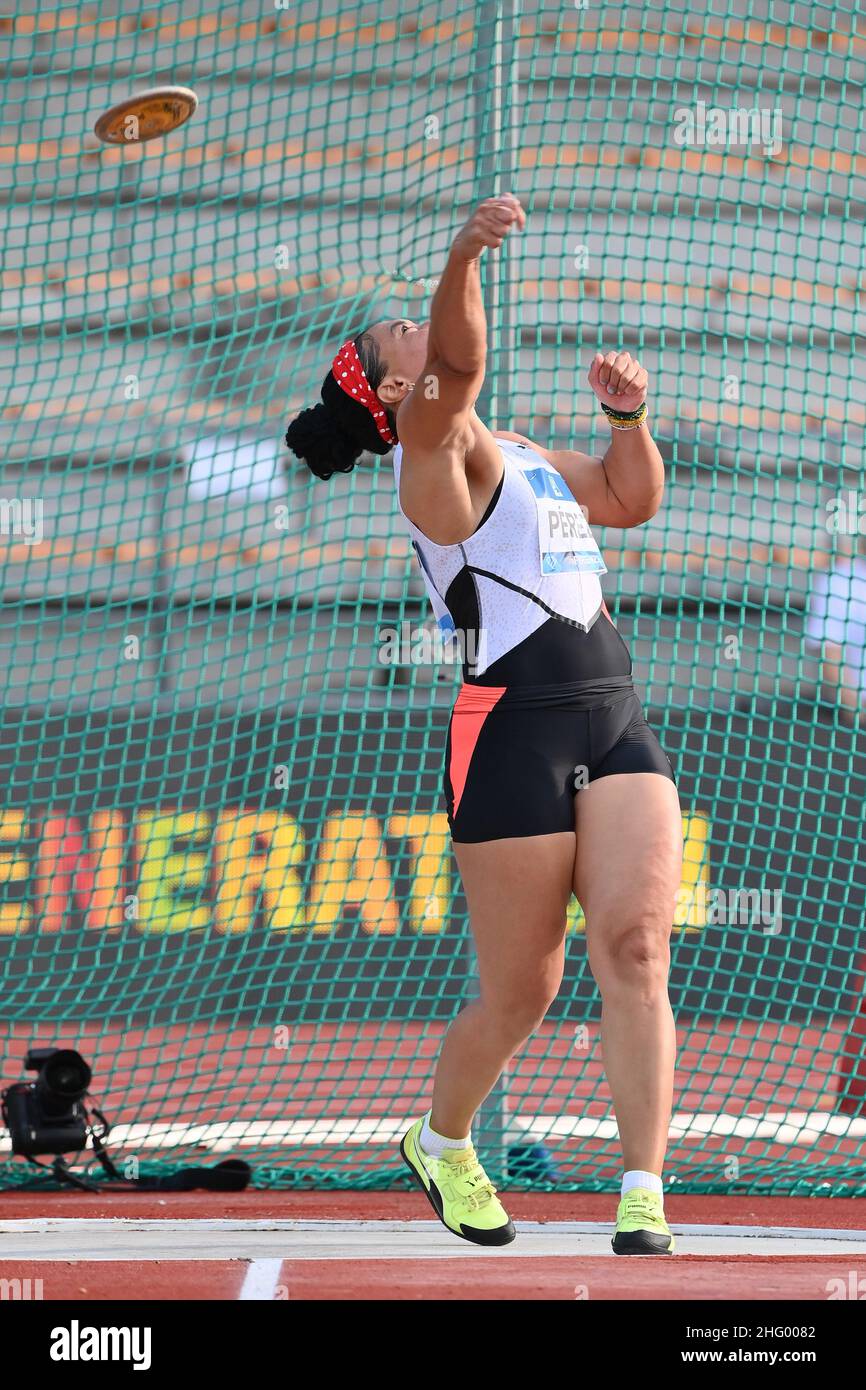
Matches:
[493,429,595,471]
[493,430,630,528]
[492,429,553,459]
[396,406,503,546]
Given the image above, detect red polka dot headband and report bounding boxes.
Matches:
[331,339,398,447]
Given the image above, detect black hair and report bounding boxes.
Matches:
[285,332,398,480]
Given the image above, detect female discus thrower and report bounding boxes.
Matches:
[286,194,682,1255]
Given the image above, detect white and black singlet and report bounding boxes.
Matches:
[394,437,674,842]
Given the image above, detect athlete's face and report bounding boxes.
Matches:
[366,318,430,407]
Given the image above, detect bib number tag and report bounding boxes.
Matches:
[522,467,608,576]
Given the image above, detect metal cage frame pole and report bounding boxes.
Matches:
[473,0,520,430]
[469,0,521,1178]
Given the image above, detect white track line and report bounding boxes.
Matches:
[2,1219,866,1261]
[2,1111,861,1152]
[1,1106,861,1150]
[238,1259,284,1300]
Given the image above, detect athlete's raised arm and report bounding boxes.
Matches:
[396,194,525,544]
[496,350,665,530]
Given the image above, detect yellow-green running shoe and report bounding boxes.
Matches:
[612,1187,675,1254]
[400,1119,516,1246]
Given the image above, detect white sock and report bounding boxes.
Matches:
[622,1169,664,1199]
[419,1111,471,1158]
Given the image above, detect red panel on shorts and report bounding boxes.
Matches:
[449,684,507,819]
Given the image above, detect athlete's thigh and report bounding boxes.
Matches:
[573,773,682,934]
[454,834,574,996]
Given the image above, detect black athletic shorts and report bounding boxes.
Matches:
[444,676,675,843]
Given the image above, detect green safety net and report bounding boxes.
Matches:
[1,0,865,1192]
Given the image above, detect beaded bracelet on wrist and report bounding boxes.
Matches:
[600,400,648,430]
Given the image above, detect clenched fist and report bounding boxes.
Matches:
[588,350,649,415]
[452,193,526,262]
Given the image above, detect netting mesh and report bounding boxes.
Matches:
[1,1,865,1191]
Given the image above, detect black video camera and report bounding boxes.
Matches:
[1,1047,92,1156]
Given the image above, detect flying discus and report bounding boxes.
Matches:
[93,86,198,145]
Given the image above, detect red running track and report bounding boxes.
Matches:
[4,1256,866,1301]
[2,1192,866,1300]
